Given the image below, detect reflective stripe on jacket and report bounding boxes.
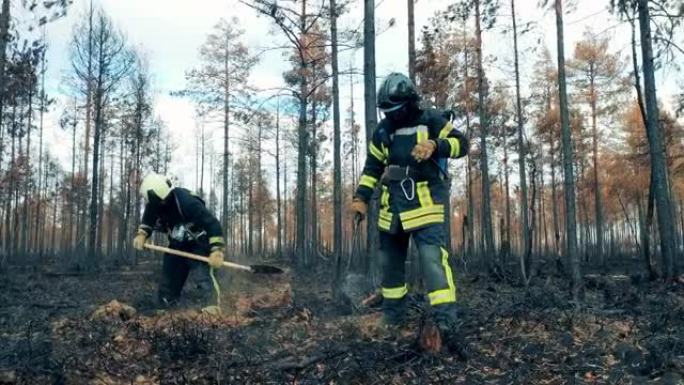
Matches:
[355,108,469,232]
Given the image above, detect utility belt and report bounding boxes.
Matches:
[163,223,207,244]
[383,165,424,182]
[382,165,442,201]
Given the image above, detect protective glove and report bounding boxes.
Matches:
[349,198,368,220]
[132,229,148,251]
[411,140,437,162]
[208,247,225,269]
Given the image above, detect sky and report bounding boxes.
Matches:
[34,0,683,192]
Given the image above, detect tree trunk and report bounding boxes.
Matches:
[6,110,15,260]
[108,152,114,257]
[645,179,655,278]
[69,117,77,255]
[257,123,263,256]
[637,0,676,280]
[463,16,475,258]
[295,0,309,268]
[525,158,538,285]
[117,129,127,259]
[550,138,560,261]
[636,194,654,277]
[96,131,105,258]
[331,0,343,298]
[275,98,282,257]
[504,129,511,260]
[363,0,378,277]
[0,0,10,128]
[540,152,549,256]
[51,188,57,257]
[349,64,358,188]
[88,82,104,265]
[222,42,230,247]
[133,122,142,264]
[22,80,34,257]
[80,0,94,257]
[310,97,319,263]
[0,102,5,258]
[407,0,416,83]
[35,42,47,258]
[0,5,10,258]
[475,0,495,267]
[283,155,288,253]
[589,69,605,273]
[248,153,254,257]
[554,0,582,301]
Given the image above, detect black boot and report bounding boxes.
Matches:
[382,297,407,328]
[433,303,468,359]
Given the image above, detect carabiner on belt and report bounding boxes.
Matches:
[400,166,416,201]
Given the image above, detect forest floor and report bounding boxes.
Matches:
[1,257,684,385]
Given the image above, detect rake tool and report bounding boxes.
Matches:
[143,243,284,274]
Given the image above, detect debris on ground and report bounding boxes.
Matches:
[1,264,683,384]
[90,300,136,322]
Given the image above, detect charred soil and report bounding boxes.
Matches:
[1,261,683,384]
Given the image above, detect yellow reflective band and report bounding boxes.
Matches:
[382,284,408,299]
[429,248,457,305]
[381,186,389,207]
[379,208,393,230]
[402,214,445,230]
[447,137,460,157]
[417,129,428,143]
[438,122,454,139]
[209,236,225,246]
[429,288,456,305]
[369,142,385,162]
[441,247,456,299]
[381,143,389,159]
[416,181,433,207]
[399,205,445,221]
[360,174,378,189]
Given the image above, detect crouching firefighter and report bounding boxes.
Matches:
[133,173,226,308]
[350,73,469,342]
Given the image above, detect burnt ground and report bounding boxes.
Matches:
[1,258,683,385]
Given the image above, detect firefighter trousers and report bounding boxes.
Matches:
[379,222,457,325]
[158,241,215,307]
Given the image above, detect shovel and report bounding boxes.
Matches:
[143,243,284,274]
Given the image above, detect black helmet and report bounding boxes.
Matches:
[377,72,419,112]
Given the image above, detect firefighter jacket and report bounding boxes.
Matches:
[138,187,225,249]
[355,108,469,232]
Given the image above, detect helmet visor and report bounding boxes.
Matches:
[379,102,406,113]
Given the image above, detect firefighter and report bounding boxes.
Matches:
[350,73,469,341]
[132,173,226,308]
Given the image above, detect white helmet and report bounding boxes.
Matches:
[140,173,174,203]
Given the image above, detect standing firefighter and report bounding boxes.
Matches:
[133,173,226,308]
[350,73,469,343]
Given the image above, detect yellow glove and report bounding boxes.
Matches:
[411,140,437,162]
[208,248,225,269]
[349,198,368,220]
[132,230,148,251]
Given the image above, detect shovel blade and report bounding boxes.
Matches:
[249,264,284,274]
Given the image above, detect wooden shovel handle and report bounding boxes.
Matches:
[143,243,252,272]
